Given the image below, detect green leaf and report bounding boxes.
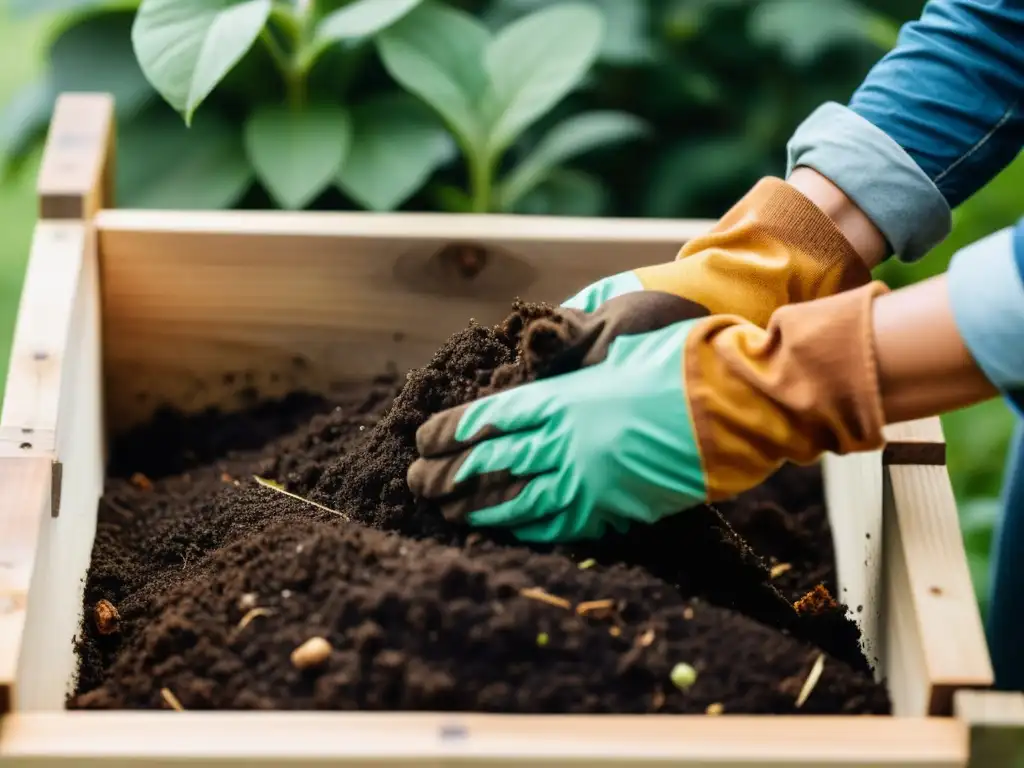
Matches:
[315,0,423,43]
[432,184,473,213]
[50,11,154,119]
[514,168,606,217]
[484,2,604,155]
[0,78,55,179]
[117,106,252,209]
[337,94,455,211]
[749,0,887,66]
[590,0,654,64]
[376,1,491,155]
[244,104,352,210]
[9,0,139,16]
[132,0,272,122]
[498,111,646,209]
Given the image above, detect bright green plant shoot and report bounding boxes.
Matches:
[377,1,646,213]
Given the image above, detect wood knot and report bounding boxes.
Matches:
[438,243,488,279]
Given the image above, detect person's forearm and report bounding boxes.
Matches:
[872,274,997,423]
[787,167,888,269]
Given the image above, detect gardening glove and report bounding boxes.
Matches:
[562,177,872,327]
[408,282,888,543]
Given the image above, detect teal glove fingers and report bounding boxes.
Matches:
[408,318,711,543]
[560,270,644,312]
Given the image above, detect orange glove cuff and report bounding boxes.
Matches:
[635,177,872,327]
[684,281,889,501]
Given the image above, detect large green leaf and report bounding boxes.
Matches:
[117,106,252,209]
[50,11,154,119]
[0,78,55,179]
[337,93,455,211]
[244,104,352,210]
[315,0,423,43]
[749,0,889,66]
[498,111,647,209]
[484,3,604,155]
[132,0,272,123]
[513,168,606,217]
[376,1,491,155]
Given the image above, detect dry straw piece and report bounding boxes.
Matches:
[795,654,826,708]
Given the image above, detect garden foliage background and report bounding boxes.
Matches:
[0,0,1020,618]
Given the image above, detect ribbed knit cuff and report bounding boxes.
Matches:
[786,103,952,263]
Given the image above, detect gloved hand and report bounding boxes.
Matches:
[562,177,871,327]
[408,283,888,543]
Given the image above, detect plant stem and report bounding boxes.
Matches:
[468,152,493,213]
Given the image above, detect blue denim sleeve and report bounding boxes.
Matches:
[947,217,1024,416]
[787,0,1024,263]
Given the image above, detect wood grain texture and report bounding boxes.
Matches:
[883,418,946,466]
[955,690,1024,768]
[36,94,114,220]
[884,464,993,715]
[95,210,714,435]
[822,449,885,681]
[0,459,52,714]
[0,712,967,767]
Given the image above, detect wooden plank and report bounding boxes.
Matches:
[36,93,114,220]
[95,210,715,434]
[883,464,993,716]
[822,449,885,679]
[955,690,1024,767]
[883,418,946,466]
[0,712,967,767]
[13,226,106,711]
[0,221,89,517]
[0,458,52,714]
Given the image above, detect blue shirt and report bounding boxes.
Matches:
[786,0,1024,413]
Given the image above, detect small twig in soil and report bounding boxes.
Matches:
[519,587,571,610]
[576,598,616,619]
[160,687,185,711]
[638,628,656,647]
[795,653,825,708]
[237,607,275,631]
[770,562,792,579]
[253,476,349,520]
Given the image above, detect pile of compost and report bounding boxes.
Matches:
[70,302,890,715]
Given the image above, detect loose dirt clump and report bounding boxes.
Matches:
[70,301,890,714]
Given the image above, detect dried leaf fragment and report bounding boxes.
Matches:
[291,636,332,669]
[129,472,152,491]
[795,654,826,708]
[576,599,616,619]
[639,628,655,647]
[160,688,185,711]
[770,562,792,579]
[94,599,120,635]
[519,587,571,610]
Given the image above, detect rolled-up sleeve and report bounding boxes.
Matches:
[787,0,1024,263]
[947,218,1024,415]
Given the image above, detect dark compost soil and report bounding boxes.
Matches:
[70,302,890,715]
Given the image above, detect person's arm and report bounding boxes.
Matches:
[407,277,1005,543]
[788,0,1024,263]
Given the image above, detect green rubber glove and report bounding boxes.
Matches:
[560,271,643,312]
[407,317,706,542]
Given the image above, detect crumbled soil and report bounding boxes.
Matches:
[70,302,889,714]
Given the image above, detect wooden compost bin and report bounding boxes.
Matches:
[1,93,1023,767]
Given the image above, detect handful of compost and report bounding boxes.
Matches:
[407,284,888,543]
